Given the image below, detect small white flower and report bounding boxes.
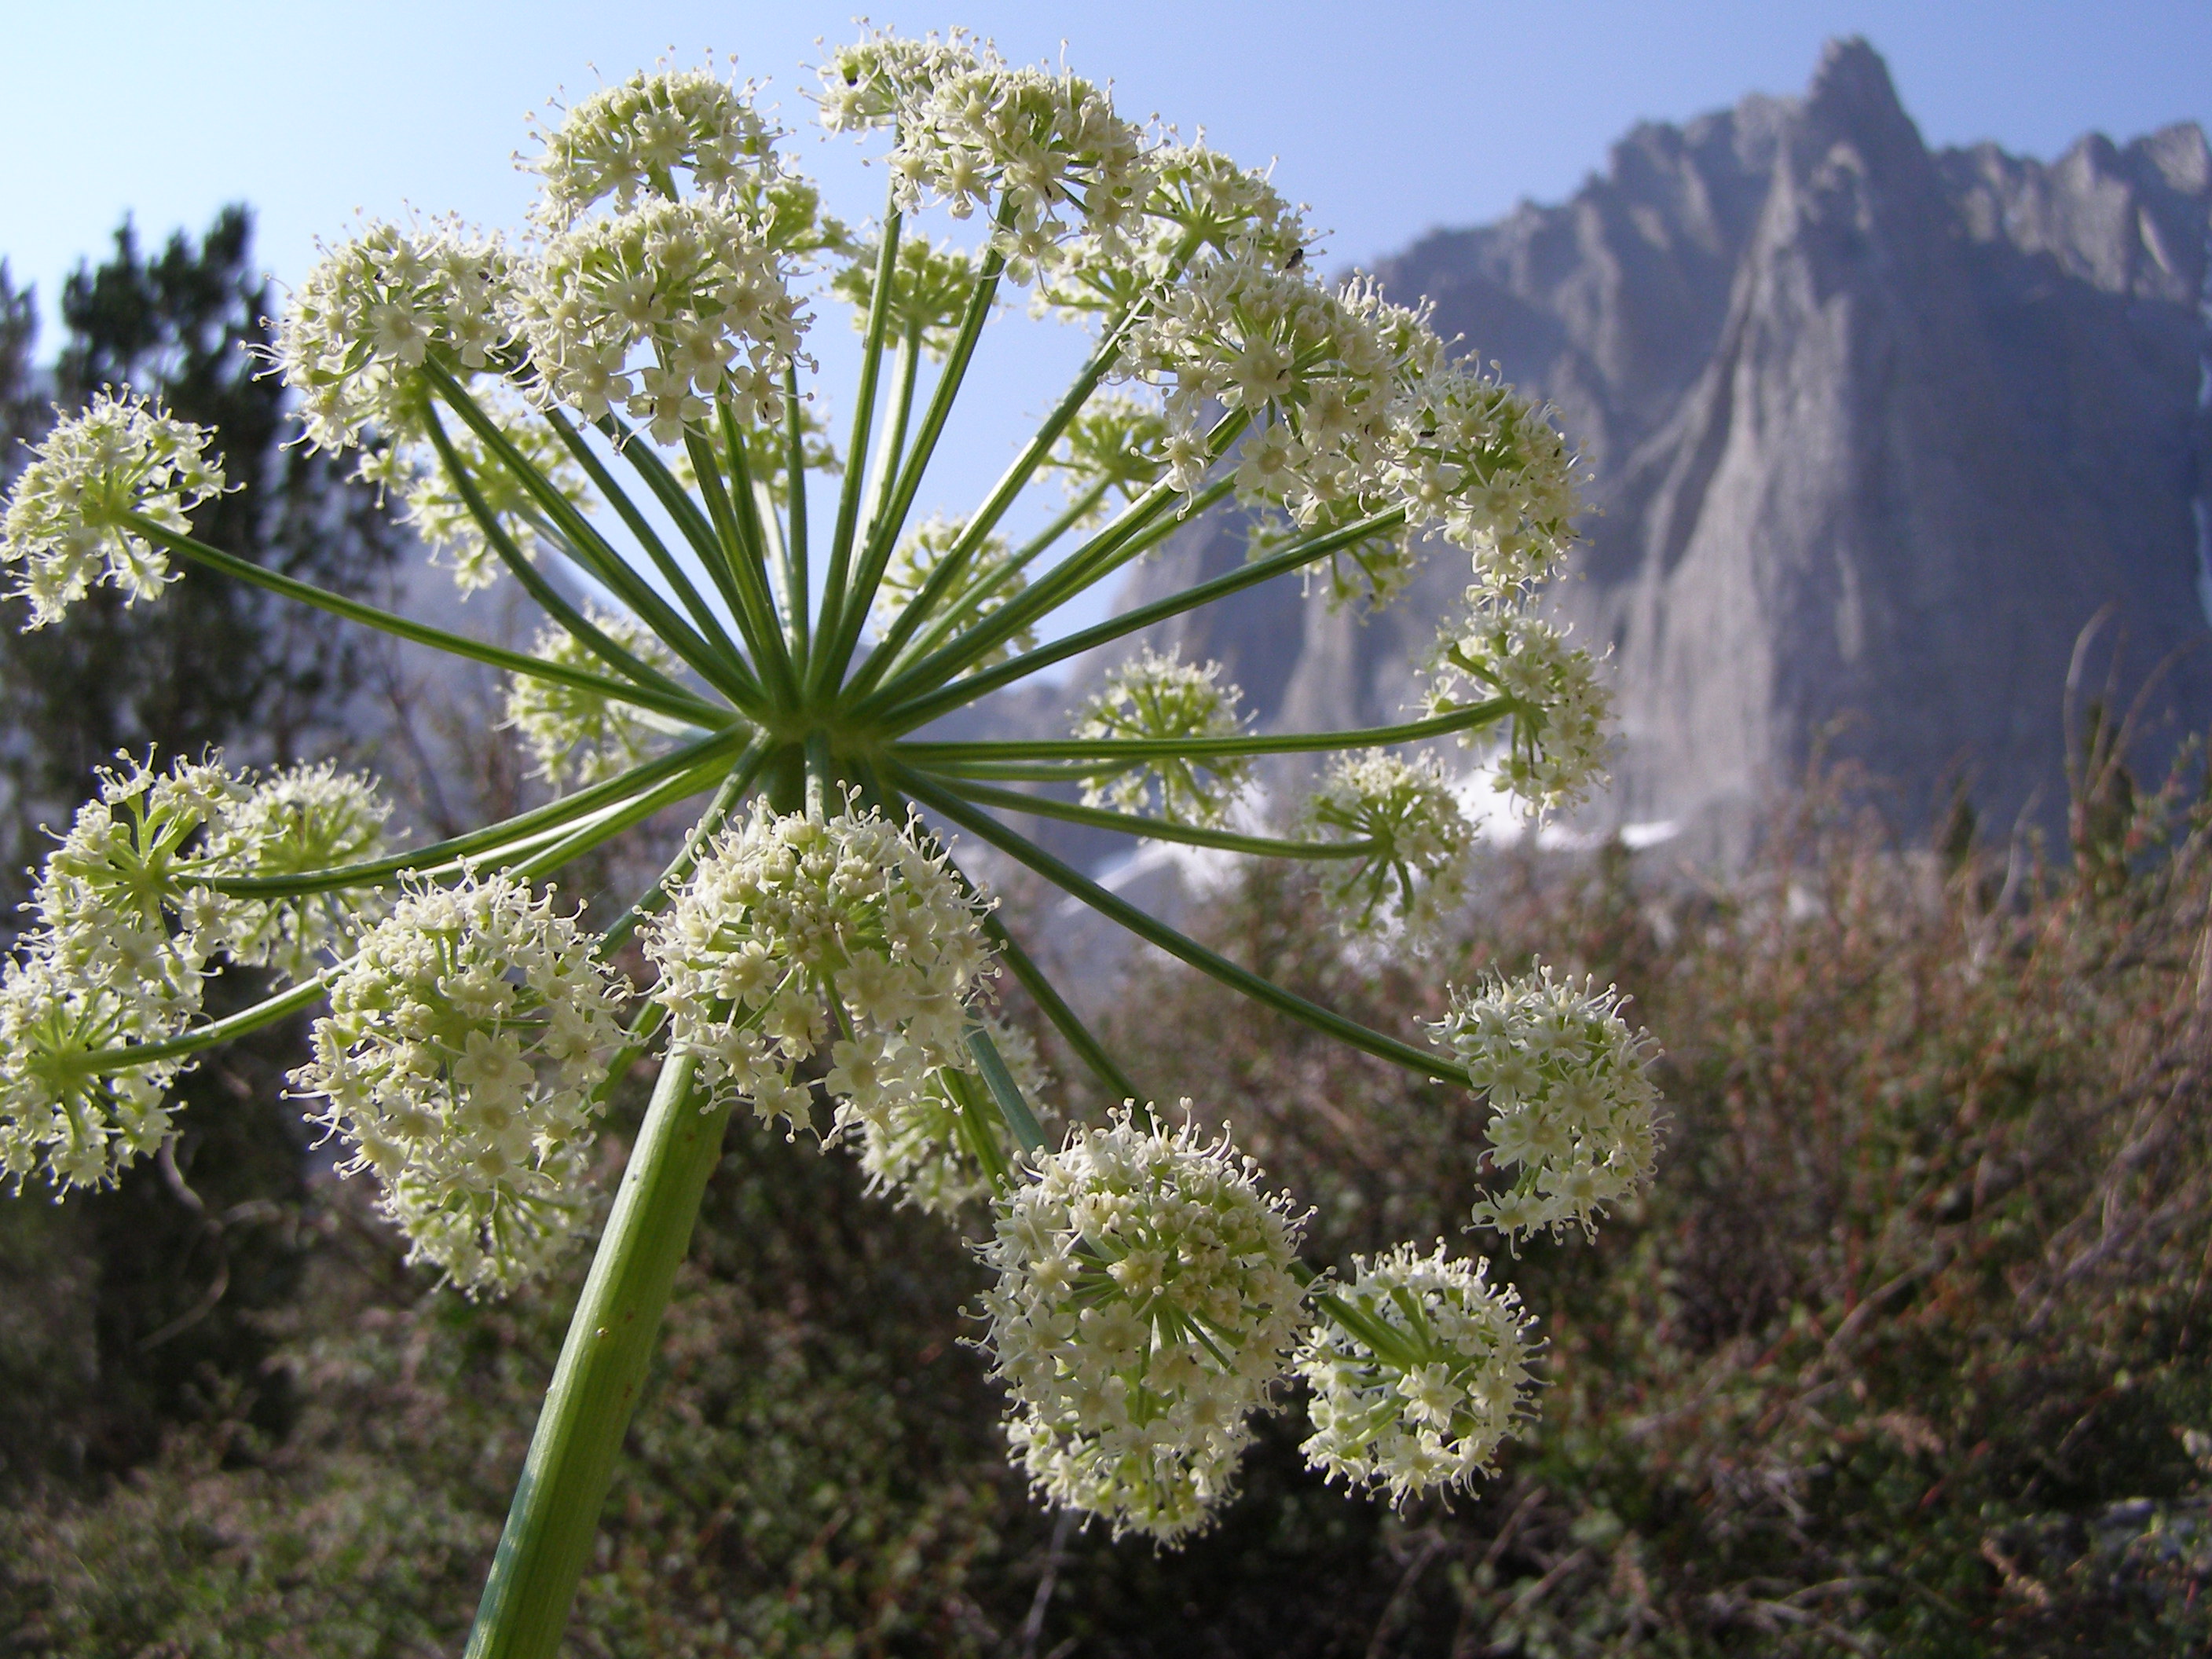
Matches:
[291,870,632,1296]
[849,1016,1054,1216]
[1425,601,1611,815]
[976,1105,1309,1544]
[1074,646,1251,828]
[1297,1241,1538,1504]
[1432,968,1663,1245]
[0,390,225,628]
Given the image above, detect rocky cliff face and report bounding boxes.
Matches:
[1117,39,2212,858]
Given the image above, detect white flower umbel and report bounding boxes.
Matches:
[830,233,982,360]
[1432,969,1662,1246]
[1300,753,1476,948]
[1426,600,1610,815]
[851,1016,1053,1216]
[518,194,805,441]
[867,514,1037,674]
[291,871,631,1297]
[208,762,393,981]
[0,753,390,1189]
[1298,1241,1537,1504]
[1042,391,1169,516]
[531,67,782,226]
[817,31,1151,278]
[978,1106,1309,1544]
[375,401,589,595]
[643,801,995,1133]
[276,220,518,453]
[1075,646,1251,828]
[504,606,686,790]
[0,390,225,628]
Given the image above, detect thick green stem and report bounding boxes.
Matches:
[463,1052,730,1659]
[814,202,903,690]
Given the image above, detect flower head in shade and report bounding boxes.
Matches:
[502,606,686,790]
[867,513,1037,674]
[1300,752,1477,948]
[976,1106,1308,1543]
[643,800,995,1134]
[1298,1241,1538,1504]
[290,870,631,1296]
[1432,968,1663,1246]
[207,761,393,981]
[0,390,225,627]
[1074,646,1252,828]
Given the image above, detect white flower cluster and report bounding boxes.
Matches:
[643,802,995,1133]
[851,1016,1052,1216]
[1298,1242,1537,1504]
[1426,602,1611,815]
[977,1107,1309,1542]
[0,755,389,1190]
[518,194,805,443]
[1074,646,1251,827]
[816,31,1151,279]
[503,606,684,790]
[532,67,781,224]
[1035,141,1307,320]
[291,871,631,1296]
[276,220,518,452]
[1300,753,1476,948]
[867,514,1036,673]
[1433,969,1663,1246]
[1043,391,1168,515]
[0,391,225,628]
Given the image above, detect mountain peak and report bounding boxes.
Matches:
[1804,37,1910,134]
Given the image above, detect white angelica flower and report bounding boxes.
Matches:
[643,800,996,1133]
[1432,969,1663,1246]
[1390,362,1579,590]
[276,220,520,452]
[518,194,805,442]
[207,761,394,981]
[372,396,590,595]
[1297,1241,1537,1504]
[291,870,632,1297]
[850,1016,1053,1216]
[1426,600,1611,815]
[1300,753,1476,949]
[0,390,225,628]
[1074,646,1251,828]
[532,67,782,226]
[977,1106,1309,1543]
[1042,392,1169,515]
[866,513,1036,673]
[502,606,686,790]
[831,233,983,361]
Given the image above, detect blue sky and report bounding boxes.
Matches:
[5,2,2207,636]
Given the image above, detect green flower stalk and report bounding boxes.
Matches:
[0,29,1665,1656]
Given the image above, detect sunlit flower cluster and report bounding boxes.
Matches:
[1300,753,1476,947]
[1298,1242,1537,1503]
[817,31,1152,278]
[277,220,518,452]
[644,801,995,1133]
[868,514,1035,672]
[1075,646,1251,827]
[851,1015,1052,1215]
[978,1106,1309,1542]
[531,67,782,225]
[0,755,389,1190]
[1426,601,1610,814]
[0,391,225,628]
[518,195,805,443]
[291,870,631,1296]
[1434,969,1663,1246]
[504,606,685,789]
